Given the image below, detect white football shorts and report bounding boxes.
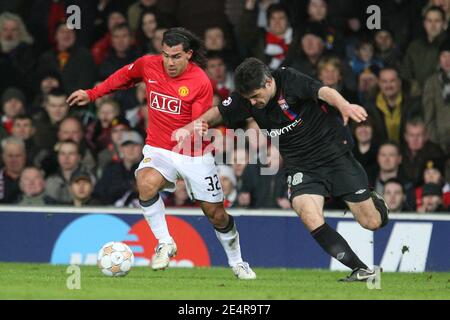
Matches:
[135,145,224,203]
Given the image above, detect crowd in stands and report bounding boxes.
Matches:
[0,0,449,212]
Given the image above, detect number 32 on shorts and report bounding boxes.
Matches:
[205,174,221,192]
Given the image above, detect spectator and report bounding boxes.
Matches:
[401,6,448,97]
[300,0,345,55]
[17,166,54,205]
[418,183,448,212]
[206,51,234,100]
[124,82,148,133]
[85,98,121,153]
[97,116,130,174]
[45,140,84,204]
[1,87,26,134]
[11,115,38,165]
[383,178,409,212]
[94,131,143,204]
[135,9,159,54]
[351,119,378,173]
[91,11,127,66]
[30,71,62,115]
[0,137,26,203]
[149,27,168,54]
[99,23,140,80]
[217,165,238,208]
[238,145,289,209]
[33,89,69,152]
[373,29,402,68]
[415,159,450,209]
[0,12,36,95]
[366,67,421,145]
[349,38,384,76]
[283,25,325,78]
[317,55,357,103]
[56,117,96,174]
[69,169,102,207]
[204,26,239,69]
[35,23,96,96]
[127,0,160,32]
[357,65,380,106]
[423,39,450,154]
[369,142,415,208]
[239,2,293,70]
[401,118,446,186]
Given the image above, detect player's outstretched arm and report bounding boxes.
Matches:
[174,106,224,143]
[318,86,368,126]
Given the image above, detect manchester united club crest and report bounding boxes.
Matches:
[178,86,189,97]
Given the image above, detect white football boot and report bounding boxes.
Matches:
[232,262,257,280]
[151,242,177,270]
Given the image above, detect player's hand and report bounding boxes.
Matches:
[340,103,368,126]
[67,89,90,106]
[193,120,208,137]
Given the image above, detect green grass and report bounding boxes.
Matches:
[0,263,449,300]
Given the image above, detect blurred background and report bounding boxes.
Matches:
[0,0,449,214]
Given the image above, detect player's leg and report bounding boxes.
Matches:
[199,201,255,279]
[335,153,389,231]
[291,194,370,275]
[135,146,178,270]
[175,153,255,279]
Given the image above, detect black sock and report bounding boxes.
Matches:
[311,223,368,270]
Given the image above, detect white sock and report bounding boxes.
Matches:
[215,221,243,267]
[141,195,173,244]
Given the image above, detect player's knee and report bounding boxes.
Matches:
[136,170,161,200]
[360,214,382,231]
[203,203,227,226]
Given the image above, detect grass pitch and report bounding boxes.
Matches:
[0,263,449,300]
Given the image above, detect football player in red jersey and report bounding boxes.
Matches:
[67,28,256,279]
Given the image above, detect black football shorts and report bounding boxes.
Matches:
[286,151,370,203]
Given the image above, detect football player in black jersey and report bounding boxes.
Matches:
[177,58,389,282]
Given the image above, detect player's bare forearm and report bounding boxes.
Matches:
[199,106,224,127]
[317,86,368,125]
[318,86,349,112]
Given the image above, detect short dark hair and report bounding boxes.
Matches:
[162,27,207,68]
[44,88,67,103]
[111,22,131,35]
[379,141,401,155]
[13,115,34,126]
[266,3,289,23]
[234,58,272,96]
[56,139,80,154]
[424,5,446,21]
[384,178,405,193]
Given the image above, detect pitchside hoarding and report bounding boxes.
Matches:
[0,207,448,272]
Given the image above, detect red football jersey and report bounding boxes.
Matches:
[86,55,213,156]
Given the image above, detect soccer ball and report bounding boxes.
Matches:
[97,242,134,277]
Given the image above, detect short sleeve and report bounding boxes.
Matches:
[281,67,324,100]
[217,92,252,128]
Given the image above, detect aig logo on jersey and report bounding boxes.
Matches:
[149,91,181,115]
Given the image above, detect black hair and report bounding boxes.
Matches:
[45,88,67,103]
[13,115,34,125]
[234,58,272,96]
[162,27,207,69]
[266,3,289,24]
[379,141,401,155]
[384,178,405,193]
[111,22,132,35]
[424,5,447,21]
[206,50,225,62]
